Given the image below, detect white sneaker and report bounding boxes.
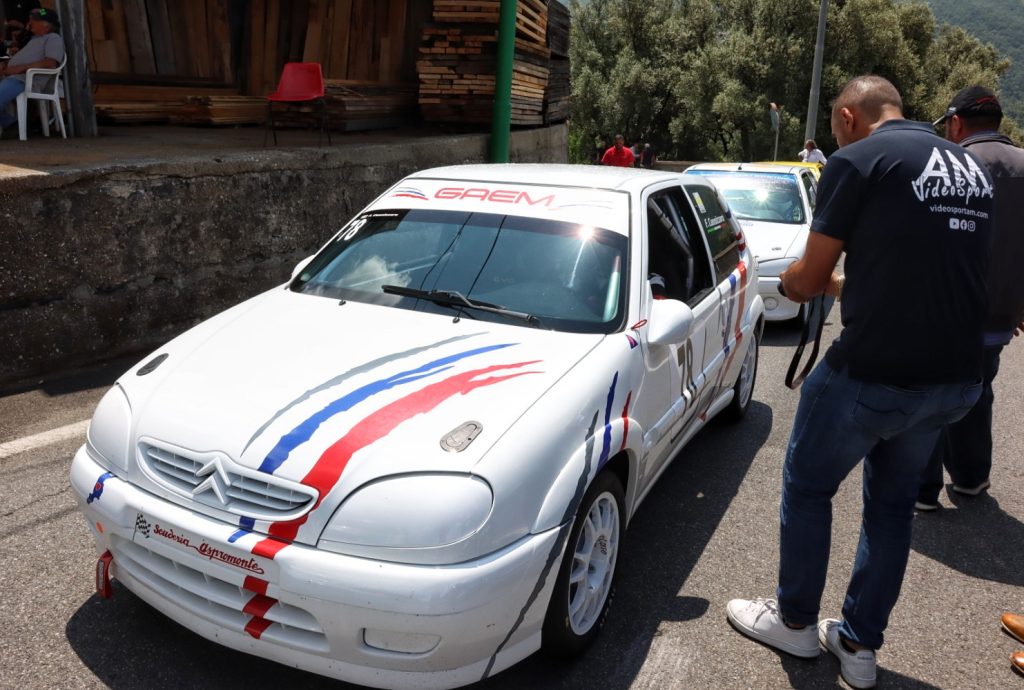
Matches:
[726,597,819,658]
[952,480,990,496]
[818,618,877,688]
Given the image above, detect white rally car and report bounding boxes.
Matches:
[71,164,763,689]
[684,162,818,323]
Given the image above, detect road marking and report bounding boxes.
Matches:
[0,420,90,460]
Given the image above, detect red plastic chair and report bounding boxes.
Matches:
[265,62,332,146]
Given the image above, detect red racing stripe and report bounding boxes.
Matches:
[243,594,277,618]
[242,576,269,595]
[619,391,632,451]
[265,361,541,544]
[245,616,273,639]
[252,537,289,560]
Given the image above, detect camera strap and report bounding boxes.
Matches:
[784,294,830,389]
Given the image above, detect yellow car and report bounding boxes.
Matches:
[761,160,824,179]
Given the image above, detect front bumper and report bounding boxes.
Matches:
[71,446,561,689]
[756,277,802,322]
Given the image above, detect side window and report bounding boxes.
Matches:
[646,189,714,305]
[801,172,817,211]
[682,183,741,283]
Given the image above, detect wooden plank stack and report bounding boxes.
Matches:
[417,0,570,126]
[271,81,419,131]
[544,1,570,123]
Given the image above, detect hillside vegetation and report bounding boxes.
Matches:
[926,0,1024,121]
[570,0,1019,163]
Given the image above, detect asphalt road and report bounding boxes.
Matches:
[2,317,1022,690]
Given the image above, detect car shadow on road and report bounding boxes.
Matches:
[911,491,1024,587]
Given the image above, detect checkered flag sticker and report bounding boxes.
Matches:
[134,512,151,539]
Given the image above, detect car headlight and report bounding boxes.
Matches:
[86,385,132,472]
[757,257,799,277]
[318,473,492,551]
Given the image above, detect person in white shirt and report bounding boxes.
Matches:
[798,139,827,165]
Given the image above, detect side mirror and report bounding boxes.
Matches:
[291,255,315,281]
[647,298,694,345]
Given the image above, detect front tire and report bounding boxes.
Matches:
[723,328,759,422]
[542,471,625,657]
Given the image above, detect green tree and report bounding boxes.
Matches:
[569,0,1019,163]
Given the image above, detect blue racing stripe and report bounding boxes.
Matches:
[228,529,248,543]
[597,372,617,469]
[257,343,516,474]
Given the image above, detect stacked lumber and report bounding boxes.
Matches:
[545,57,570,123]
[418,0,554,125]
[547,0,570,58]
[270,82,419,131]
[181,96,268,125]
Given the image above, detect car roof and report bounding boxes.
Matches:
[406,163,681,193]
[686,162,806,175]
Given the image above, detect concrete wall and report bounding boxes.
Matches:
[0,125,568,386]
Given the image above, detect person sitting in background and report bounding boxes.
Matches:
[0,7,62,134]
[798,139,827,165]
[2,0,40,55]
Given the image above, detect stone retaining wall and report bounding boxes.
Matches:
[0,125,567,386]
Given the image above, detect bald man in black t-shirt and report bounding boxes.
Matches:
[725,75,992,689]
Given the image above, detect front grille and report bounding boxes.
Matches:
[112,534,330,654]
[139,441,317,522]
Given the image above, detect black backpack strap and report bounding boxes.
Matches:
[785,294,828,389]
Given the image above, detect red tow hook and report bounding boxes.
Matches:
[96,550,114,599]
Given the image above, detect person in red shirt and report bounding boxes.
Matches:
[601,134,635,167]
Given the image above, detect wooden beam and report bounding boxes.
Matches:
[122,0,156,74]
[57,0,98,136]
[146,0,177,74]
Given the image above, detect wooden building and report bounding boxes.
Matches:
[5,1,569,132]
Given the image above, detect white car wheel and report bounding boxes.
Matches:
[724,330,759,421]
[543,471,625,656]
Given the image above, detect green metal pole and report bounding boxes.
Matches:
[490,0,517,163]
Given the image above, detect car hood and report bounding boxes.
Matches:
[122,289,602,535]
[736,219,808,262]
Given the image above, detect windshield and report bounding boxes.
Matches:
[688,171,805,225]
[291,209,629,334]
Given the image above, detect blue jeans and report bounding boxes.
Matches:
[0,77,25,128]
[918,345,1003,503]
[776,361,981,649]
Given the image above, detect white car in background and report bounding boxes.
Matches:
[71,164,763,689]
[684,162,818,323]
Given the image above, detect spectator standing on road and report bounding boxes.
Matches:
[725,75,992,690]
[798,139,827,165]
[630,140,641,167]
[601,134,635,168]
[0,7,62,134]
[640,143,657,169]
[917,86,1024,510]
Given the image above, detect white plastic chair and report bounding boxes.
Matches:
[16,54,67,141]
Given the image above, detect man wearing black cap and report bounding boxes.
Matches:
[0,6,62,134]
[917,86,1024,510]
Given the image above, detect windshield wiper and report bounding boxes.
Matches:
[381,285,545,328]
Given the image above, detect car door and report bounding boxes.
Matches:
[679,180,746,409]
[636,185,720,486]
